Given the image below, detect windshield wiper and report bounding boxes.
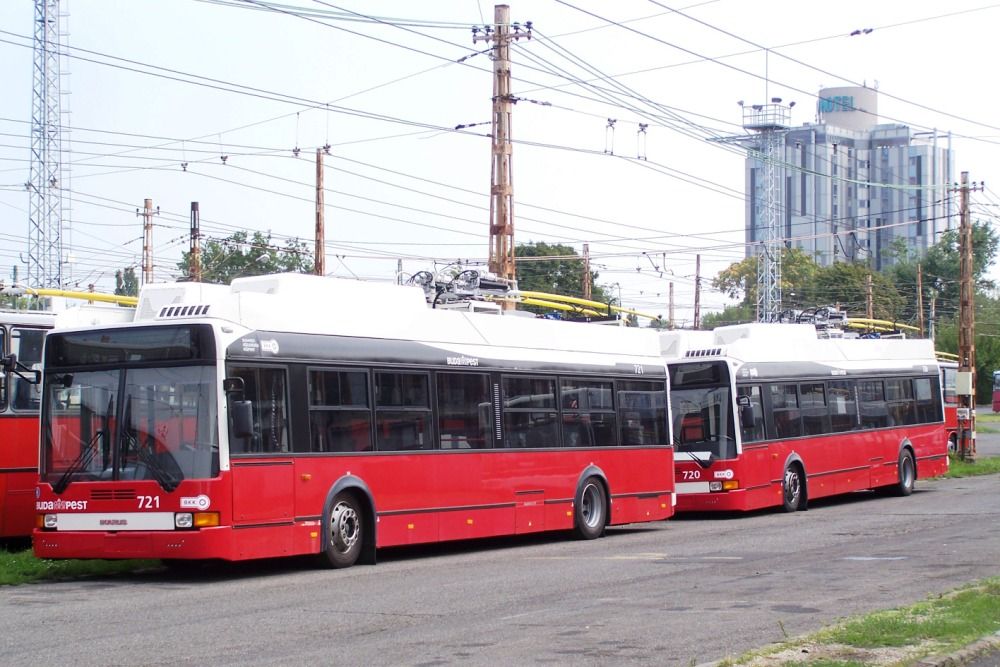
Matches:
[52,430,103,494]
[685,448,714,469]
[134,439,181,492]
[121,396,181,492]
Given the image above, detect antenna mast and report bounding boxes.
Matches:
[28,0,68,288]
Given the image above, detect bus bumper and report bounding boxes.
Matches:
[675,488,753,512]
[33,527,239,561]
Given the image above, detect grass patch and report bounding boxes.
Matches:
[943,454,1000,478]
[0,546,156,586]
[719,579,1000,666]
[828,580,1000,651]
[975,411,1000,424]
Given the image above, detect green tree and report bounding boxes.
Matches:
[712,247,819,306]
[114,267,139,297]
[515,242,612,315]
[887,221,999,325]
[701,303,754,329]
[177,230,313,285]
[807,261,906,321]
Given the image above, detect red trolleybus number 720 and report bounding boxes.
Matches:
[662,323,949,513]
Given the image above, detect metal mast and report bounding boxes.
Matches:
[28,0,66,288]
[742,101,790,322]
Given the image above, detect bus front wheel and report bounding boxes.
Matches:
[573,478,607,540]
[321,492,364,568]
[782,464,805,512]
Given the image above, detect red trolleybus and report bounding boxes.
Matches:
[661,323,949,513]
[1,311,53,539]
[0,305,132,539]
[34,274,674,567]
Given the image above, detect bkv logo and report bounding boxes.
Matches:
[818,95,854,113]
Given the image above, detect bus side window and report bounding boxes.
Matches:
[11,327,45,411]
[308,369,372,453]
[914,377,943,423]
[828,380,858,432]
[437,372,491,450]
[859,380,888,429]
[736,385,765,442]
[770,384,802,439]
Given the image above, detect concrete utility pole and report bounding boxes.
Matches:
[582,243,591,300]
[189,202,201,282]
[474,4,531,302]
[315,148,325,276]
[137,198,159,285]
[953,171,983,462]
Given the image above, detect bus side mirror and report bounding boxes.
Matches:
[223,377,245,394]
[1,354,16,373]
[230,400,254,439]
[736,395,755,427]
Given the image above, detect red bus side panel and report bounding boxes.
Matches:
[1,416,41,538]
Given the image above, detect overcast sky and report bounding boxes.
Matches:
[1,0,998,323]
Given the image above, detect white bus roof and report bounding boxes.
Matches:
[132,273,665,360]
[0,303,132,329]
[660,322,937,368]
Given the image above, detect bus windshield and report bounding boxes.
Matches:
[668,361,737,461]
[42,365,219,491]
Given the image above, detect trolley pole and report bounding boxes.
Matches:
[582,243,591,301]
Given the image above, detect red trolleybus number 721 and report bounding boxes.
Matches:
[34,274,674,567]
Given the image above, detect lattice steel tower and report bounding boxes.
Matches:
[742,100,790,322]
[28,0,67,288]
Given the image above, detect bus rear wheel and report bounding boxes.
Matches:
[321,492,364,568]
[894,450,915,497]
[573,478,607,540]
[782,464,805,512]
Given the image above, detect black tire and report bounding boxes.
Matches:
[573,477,607,540]
[782,464,805,512]
[320,492,364,568]
[894,449,915,497]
